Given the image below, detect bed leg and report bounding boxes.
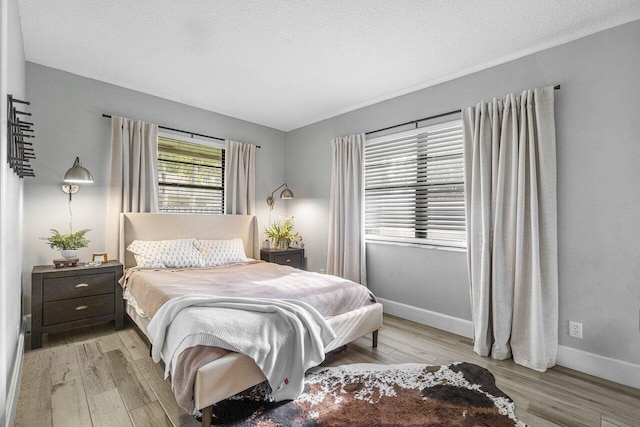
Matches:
[372,330,378,348]
[201,405,213,427]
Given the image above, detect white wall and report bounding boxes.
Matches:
[285,20,640,367]
[0,0,25,424]
[22,63,288,314]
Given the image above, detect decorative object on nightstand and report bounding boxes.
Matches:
[264,216,302,250]
[41,228,91,267]
[260,247,304,269]
[52,258,80,268]
[88,252,108,266]
[30,260,124,349]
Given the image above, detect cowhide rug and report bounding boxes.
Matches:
[206,362,526,426]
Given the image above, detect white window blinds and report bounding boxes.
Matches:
[157,136,225,213]
[364,119,466,248]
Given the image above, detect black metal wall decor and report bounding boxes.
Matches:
[7,94,36,178]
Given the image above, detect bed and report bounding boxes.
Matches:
[118,213,383,427]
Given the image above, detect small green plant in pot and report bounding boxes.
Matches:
[41,228,91,259]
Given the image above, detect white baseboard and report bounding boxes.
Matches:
[5,316,27,427]
[557,344,640,390]
[377,297,473,339]
[377,297,640,390]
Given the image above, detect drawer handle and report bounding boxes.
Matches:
[286,259,292,262]
[75,305,89,311]
[75,283,89,288]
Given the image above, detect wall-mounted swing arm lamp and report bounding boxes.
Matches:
[61,156,94,201]
[266,183,294,210]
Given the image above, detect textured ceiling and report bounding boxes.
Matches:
[16,1,640,131]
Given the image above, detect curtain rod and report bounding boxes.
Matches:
[101,114,261,148]
[365,84,561,136]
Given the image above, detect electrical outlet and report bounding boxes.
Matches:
[569,321,583,339]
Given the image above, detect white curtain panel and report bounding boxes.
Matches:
[224,140,256,215]
[327,134,366,285]
[462,86,558,372]
[106,116,159,260]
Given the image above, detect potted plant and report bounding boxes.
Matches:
[41,228,91,259]
[264,216,302,250]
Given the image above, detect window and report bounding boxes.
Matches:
[364,119,465,248]
[157,135,225,213]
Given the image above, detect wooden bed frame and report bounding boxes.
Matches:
[119,213,383,427]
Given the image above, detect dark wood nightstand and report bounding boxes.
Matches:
[31,260,124,349]
[260,248,304,269]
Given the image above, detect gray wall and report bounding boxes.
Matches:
[18,19,640,370]
[0,0,25,422]
[23,63,288,313]
[286,20,640,365]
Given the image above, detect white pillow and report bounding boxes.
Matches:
[127,239,205,268]
[194,239,249,266]
[132,254,166,269]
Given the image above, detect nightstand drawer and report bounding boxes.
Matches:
[43,272,115,302]
[272,252,303,268]
[42,294,115,326]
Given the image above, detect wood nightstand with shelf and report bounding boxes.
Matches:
[260,248,304,269]
[31,260,124,349]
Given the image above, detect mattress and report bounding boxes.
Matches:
[125,295,382,354]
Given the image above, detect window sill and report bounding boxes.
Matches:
[365,239,467,253]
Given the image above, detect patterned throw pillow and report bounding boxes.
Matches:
[127,239,205,268]
[132,254,166,268]
[194,239,250,266]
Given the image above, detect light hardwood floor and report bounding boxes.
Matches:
[16,315,640,427]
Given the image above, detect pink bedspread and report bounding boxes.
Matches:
[122,260,375,319]
[121,261,376,413]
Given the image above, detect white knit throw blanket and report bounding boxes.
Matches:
[147,295,336,401]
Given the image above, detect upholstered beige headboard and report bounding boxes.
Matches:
[119,213,260,268]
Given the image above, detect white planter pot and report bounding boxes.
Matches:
[60,249,79,259]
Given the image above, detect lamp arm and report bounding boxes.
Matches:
[269,182,288,198]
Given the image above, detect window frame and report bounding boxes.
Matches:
[364,118,466,251]
[157,131,226,214]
